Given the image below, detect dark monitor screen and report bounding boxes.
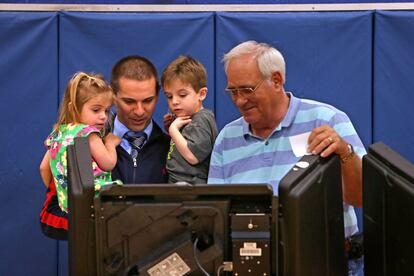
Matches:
[94,184,274,276]
[363,142,414,276]
[278,154,347,276]
[68,137,347,276]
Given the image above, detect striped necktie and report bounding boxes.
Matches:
[123,131,147,159]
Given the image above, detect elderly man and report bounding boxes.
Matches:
[208,41,365,275]
[109,55,170,184]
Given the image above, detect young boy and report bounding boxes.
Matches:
[162,55,218,184]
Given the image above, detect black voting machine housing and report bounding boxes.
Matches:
[67,137,347,276]
[363,142,414,276]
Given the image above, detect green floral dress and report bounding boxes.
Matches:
[45,123,121,213]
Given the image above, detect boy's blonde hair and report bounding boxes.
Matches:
[54,72,114,131]
[161,55,207,92]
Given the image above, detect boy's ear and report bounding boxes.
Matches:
[199,87,207,101]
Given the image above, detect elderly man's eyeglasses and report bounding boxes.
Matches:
[225,79,265,98]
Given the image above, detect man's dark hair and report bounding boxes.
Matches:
[111,55,160,94]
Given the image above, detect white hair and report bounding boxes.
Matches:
[223,40,286,84]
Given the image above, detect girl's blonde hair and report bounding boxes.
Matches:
[54,72,114,131]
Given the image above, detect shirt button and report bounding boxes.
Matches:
[265,141,269,146]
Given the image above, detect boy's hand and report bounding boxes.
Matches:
[104,133,121,147]
[169,116,192,133]
[163,113,174,132]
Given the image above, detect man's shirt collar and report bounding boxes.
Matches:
[242,92,300,138]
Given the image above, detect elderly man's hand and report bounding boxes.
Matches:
[307,125,349,159]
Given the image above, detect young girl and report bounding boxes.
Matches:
[39,72,121,239]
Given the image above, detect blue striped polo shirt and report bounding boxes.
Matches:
[208,92,366,237]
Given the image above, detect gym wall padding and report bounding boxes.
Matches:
[215,11,373,148]
[0,10,413,276]
[0,12,59,276]
[374,10,414,163]
[59,12,216,125]
[214,10,372,240]
[58,12,215,276]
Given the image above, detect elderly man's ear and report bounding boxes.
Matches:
[271,72,283,89]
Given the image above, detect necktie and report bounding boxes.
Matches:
[123,131,147,160]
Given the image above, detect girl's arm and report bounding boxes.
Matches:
[169,116,199,165]
[39,151,52,188]
[88,133,121,171]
